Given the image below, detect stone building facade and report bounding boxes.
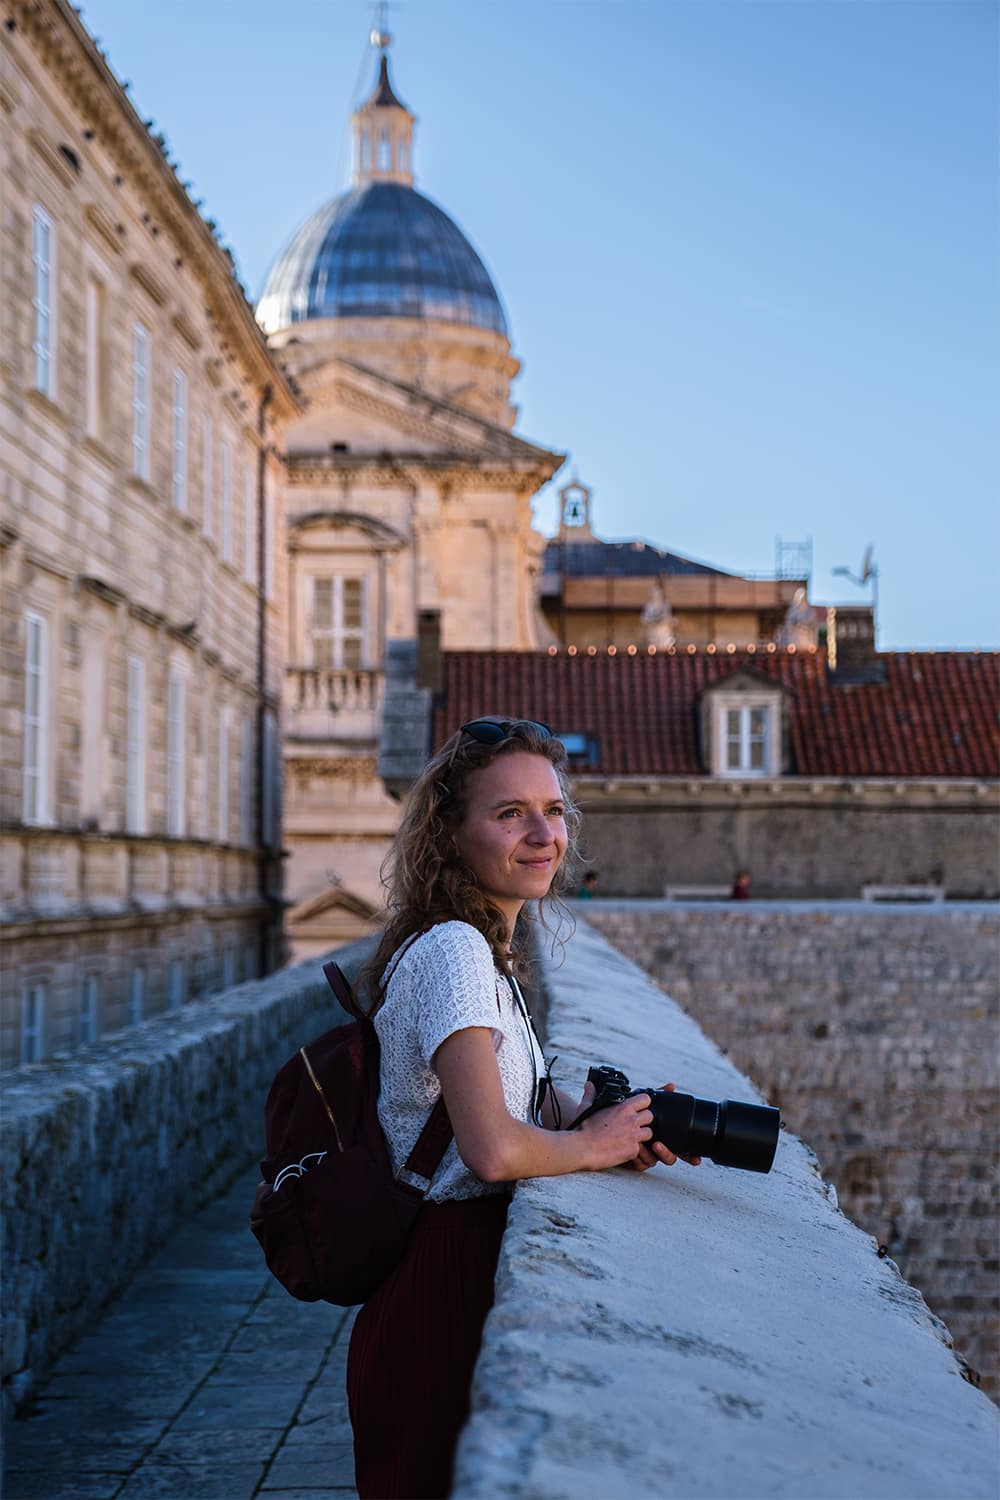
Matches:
[0,0,299,1068]
[255,46,564,956]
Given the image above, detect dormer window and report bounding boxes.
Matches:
[699,672,787,778]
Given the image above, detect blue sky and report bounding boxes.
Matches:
[76,0,998,649]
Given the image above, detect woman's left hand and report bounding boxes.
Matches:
[627,1083,702,1172]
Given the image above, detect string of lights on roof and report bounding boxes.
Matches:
[546,643,822,657]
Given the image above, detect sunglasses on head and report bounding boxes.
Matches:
[460,718,553,746]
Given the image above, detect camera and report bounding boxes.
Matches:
[579,1064,780,1174]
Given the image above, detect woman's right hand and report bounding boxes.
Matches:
[577,1094,653,1170]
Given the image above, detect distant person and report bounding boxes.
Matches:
[732,869,751,900]
[577,870,599,900]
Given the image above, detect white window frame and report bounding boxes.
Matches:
[21,983,46,1063]
[222,947,237,989]
[240,714,252,846]
[262,709,277,849]
[263,478,275,601]
[126,655,146,834]
[713,692,781,779]
[220,437,232,562]
[168,957,186,1009]
[171,368,187,511]
[132,321,151,480]
[201,415,214,539]
[307,576,367,670]
[79,975,98,1044]
[85,276,105,437]
[217,708,230,844]
[167,670,186,837]
[32,206,55,396]
[128,967,145,1025]
[243,466,255,582]
[23,610,49,826]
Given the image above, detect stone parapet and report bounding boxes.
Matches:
[581,900,999,1396]
[454,919,999,1499]
[0,938,374,1410]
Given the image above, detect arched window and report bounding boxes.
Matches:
[377,131,391,170]
[398,139,408,174]
[360,129,371,171]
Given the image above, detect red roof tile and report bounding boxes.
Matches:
[433,649,1000,779]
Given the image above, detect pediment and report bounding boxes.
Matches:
[289,885,382,928]
[289,510,406,550]
[698,668,794,698]
[285,356,561,470]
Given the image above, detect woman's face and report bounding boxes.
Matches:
[452,751,568,932]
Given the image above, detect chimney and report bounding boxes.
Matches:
[826,605,884,684]
[416,609,442,691]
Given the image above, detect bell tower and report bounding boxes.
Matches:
[352,30,415,188]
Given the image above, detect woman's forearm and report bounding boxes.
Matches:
[467,1113,601,1181]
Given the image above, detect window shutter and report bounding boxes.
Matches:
[23,611,48,825]
[167,672,186,837]
[126,656,146,834]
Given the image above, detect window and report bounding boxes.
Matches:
[309,577,365,669]
[201,416,213,538]
[222,947,237,989]
[21,983,46,1063]
[79,976,98,1044]
[220,438,232,562]
[168,957,186,1009]
[243,467,255,582]
[240,714,252,846]
[398,139,408,175]
[23,610,49,825]
[360,129,371,172]
[263,479,275,601]
[377,131,391,171]
[132,321,151,479]
[711,692,780,778]
[85,277,105,436]
[32,207,54,395]
[128,968,145,1025]
[126,655,146,834]
[555,731,599,770]
[171,368,187,511]
[262,709,278,849]
[167,671,186,836]
[217,708,229,844]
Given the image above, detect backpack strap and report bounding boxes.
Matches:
[396,1096,453,1196]
[323,958,454,1197]
[322,961,368,1022]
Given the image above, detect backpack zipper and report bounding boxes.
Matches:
[299,1046,344,1152]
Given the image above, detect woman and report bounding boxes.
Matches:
[349,718,697,1498]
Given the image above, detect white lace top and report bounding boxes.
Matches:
[375,921,546,1202]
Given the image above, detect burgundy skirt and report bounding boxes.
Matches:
[346,1192,509,1500]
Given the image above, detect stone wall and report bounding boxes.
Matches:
[454,919,999,1499]
[576,793,999,898]
[581,901,999,1395]
[0,938,374,1409]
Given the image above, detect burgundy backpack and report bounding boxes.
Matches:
[249,961,452,1306]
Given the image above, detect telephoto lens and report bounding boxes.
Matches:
[645,1087,780,1173]
[583,1064,780,1174]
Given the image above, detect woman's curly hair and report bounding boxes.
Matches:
[359,721,581,1011]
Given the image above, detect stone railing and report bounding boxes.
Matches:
[0,937,375,1411]
[454,919,999,1498]
[285,665,384,734]
[0,829,258,919]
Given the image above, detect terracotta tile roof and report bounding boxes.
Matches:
[434,649,1000,779]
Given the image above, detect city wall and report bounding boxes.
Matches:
[582,901,999,1395]
[0,940,370,1409]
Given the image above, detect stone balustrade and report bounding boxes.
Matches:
[284,666,384,739]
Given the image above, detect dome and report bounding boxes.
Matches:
[255,182,508,338]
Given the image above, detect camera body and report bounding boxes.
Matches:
[585,1064,780,1175]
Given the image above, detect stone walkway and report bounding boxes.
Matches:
[3,1171,359,1500]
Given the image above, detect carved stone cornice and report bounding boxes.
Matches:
[289,756,379,783]
[287,454,555,491]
